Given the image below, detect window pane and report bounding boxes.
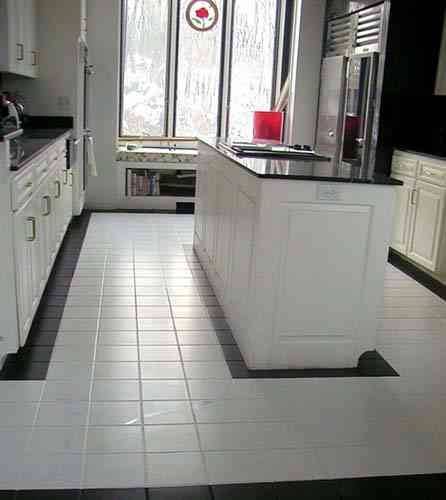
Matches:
[121,0,168,136]
[228,0,277,140]
[175,0,223,137]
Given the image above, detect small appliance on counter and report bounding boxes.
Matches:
[219,141,331,161]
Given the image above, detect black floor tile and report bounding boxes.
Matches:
[16,346,54,363]
[148,486,212,499]
[40,295,68,307]
[221,345,244,361]
[17,490,81,499]
[26,332,58,346]
[215,331,236,345]
[0,359,48,380]
[274,480,340,499]
[0,491,16,499]
[389,249,446,301]
[31,318,62,331]
[212,483,275,500]
[81,489,146,500]
[38,306,66,319]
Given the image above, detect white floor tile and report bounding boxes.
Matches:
[83,453,145,488]
[89,402,142,426]
[46,362,93,380]
[21,454,83,489]
[177,332,220,345]
[86,426,145,452]
[29,427,86,453]
[95,345,139,362]
[0,382,44,402]
[35,402,89,426]
[97,332,138,345]
[180,345,225,362]
[145,452,207,487]
[138,332,178,345]
[41,380,91,401]
[0,402,38,426]
[99,318,138,331]
[183,362,231,379]
[205,449,322,485]
[93,362,139,379]
[142,380,188,400]
[145,424,199,452]
[139,345,181,362]
[140,362,184,379]
[143,401,194,425]
[138,318,174,331]
[91,380,140,401]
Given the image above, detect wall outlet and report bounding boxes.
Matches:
[57,96,71,112]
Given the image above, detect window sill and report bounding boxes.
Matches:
[116,145,198,164]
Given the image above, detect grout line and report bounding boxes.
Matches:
[80,238,107,489]
[166,263,210,485]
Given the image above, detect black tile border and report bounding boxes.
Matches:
[389,249,446,301]
[0,211,91,381]
[4,475,446,499]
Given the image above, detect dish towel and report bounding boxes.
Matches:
[87,135,98,177]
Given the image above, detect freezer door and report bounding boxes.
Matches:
[315,56,348,163]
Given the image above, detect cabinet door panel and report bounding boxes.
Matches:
[390,174,415,255]
[407,181,445,271]
[13,199,39,345]
[214,173,235,290]
[228,189,256,329]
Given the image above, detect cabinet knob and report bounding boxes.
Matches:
[26,217,37,242]
[42,195,52,216]
[54,180,62,199]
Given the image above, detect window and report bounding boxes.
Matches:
[120,0,289,139]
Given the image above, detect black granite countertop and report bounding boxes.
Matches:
[199,137,402,186]
[12,128,72,171]
[395,147,446,163]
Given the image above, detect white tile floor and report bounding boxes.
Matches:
[1,213,446,490]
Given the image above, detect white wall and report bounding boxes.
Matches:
[2,0,80,116]
[85,0,121,209]
[286,0,326,146]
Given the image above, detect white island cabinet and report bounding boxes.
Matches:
[194,140,398,369]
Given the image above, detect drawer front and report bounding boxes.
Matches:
[35,156,50,185]
[11,168,35,211]
[391,156,418,177]
[46,146,60,168]
[418,161,446,187]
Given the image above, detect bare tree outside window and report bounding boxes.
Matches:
[120,0,280,139]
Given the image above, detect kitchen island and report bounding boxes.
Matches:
[194,138,401,369]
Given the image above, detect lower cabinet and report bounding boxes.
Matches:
[390,150,446,275]
[11,138,72,345]
[407,180,445,271]
[390,174,416,255]
[13,196,41,345]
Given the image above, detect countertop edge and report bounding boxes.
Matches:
[198,138,403,186]
[395,147,446,163]
[12,129,72,175]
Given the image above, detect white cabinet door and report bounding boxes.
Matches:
[390,174,416,255]
[36,178,56,280]
[214,172,235,291]
[24,0,38,77]
[0,0,37,77]
[407,180,446,271]
[13,197,40,345]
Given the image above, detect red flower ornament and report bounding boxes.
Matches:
[195,7,209,19]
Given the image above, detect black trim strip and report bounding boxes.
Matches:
[389,249,446,301]
[5,475,446,499]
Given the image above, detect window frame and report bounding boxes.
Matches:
[119,0,290,140]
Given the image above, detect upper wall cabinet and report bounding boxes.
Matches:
[0,0,39,78]
[436,13,446,95]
